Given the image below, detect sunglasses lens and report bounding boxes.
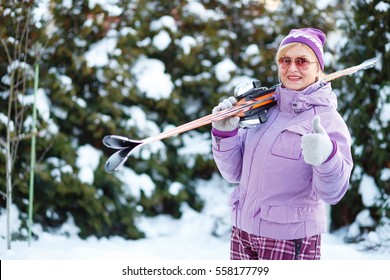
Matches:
[295,58,310,68]
[278,57,291,68]
[278,57,312,70]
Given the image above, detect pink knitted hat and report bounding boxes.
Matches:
[279,28,326,70]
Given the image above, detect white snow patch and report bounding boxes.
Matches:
[358,174,381,207]
[214,58,237,82]
[131,56,173,100]
[76,145,102,184]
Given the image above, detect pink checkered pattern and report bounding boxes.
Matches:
[230,226,321,260]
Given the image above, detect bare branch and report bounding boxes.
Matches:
[10,131,40,142]
[11,139,54,189]
[0,190,6,200]
[36,139,54,163]
[0,38,13,65]
[0,137,6,149]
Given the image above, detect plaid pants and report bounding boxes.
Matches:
[230,226,321,260]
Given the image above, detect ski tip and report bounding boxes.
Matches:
[104,161,118,173]
[102,135,126,148]
[105,158,122,173]
[102,134,141,149]
[104,147,132,173]
[102,135,112,148]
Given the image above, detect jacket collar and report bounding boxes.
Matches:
[275,82,337,114]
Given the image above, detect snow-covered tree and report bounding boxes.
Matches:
[332,0,390,248]
[1,0,342,243]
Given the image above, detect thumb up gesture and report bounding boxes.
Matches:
[301,116,334,166]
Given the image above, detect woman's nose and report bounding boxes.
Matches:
[288,61,299,71]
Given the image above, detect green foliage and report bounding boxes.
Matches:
[332,0,390,240]
[1,0,354,241]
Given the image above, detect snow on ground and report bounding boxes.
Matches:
[1,222,390,261]
[1,174,389,261]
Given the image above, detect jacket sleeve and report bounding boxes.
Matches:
[211,130,244,184]
[312,114,353,204]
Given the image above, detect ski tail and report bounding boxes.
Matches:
[321,57,376,83]
[360,57,377,70]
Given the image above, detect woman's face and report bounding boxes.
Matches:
[278,44,320,91]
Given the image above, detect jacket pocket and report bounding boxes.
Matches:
[270,123,310,160]
[254,205,313,223]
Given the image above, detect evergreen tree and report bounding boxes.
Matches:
[331,0,390,246]
[1,0,144,240]
[32,0,144,239]
[1,0,341,242]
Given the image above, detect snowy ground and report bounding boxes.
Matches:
[1,174,389,261]
[1,175,390,280]
[1,224,390,261]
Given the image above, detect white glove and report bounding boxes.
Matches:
[301,116,333,166]
[212,96,240,131]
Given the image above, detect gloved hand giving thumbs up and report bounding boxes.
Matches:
[301,116,334,166]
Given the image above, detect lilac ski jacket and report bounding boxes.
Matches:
[212,81,353,240]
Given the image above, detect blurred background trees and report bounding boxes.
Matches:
[0,0,388,249]
[331,0,390,244]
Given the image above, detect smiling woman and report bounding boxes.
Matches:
[211,27,354,260]
[276,43,321,90]
[276,28,325,90]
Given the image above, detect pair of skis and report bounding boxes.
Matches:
[103,58,377,173]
